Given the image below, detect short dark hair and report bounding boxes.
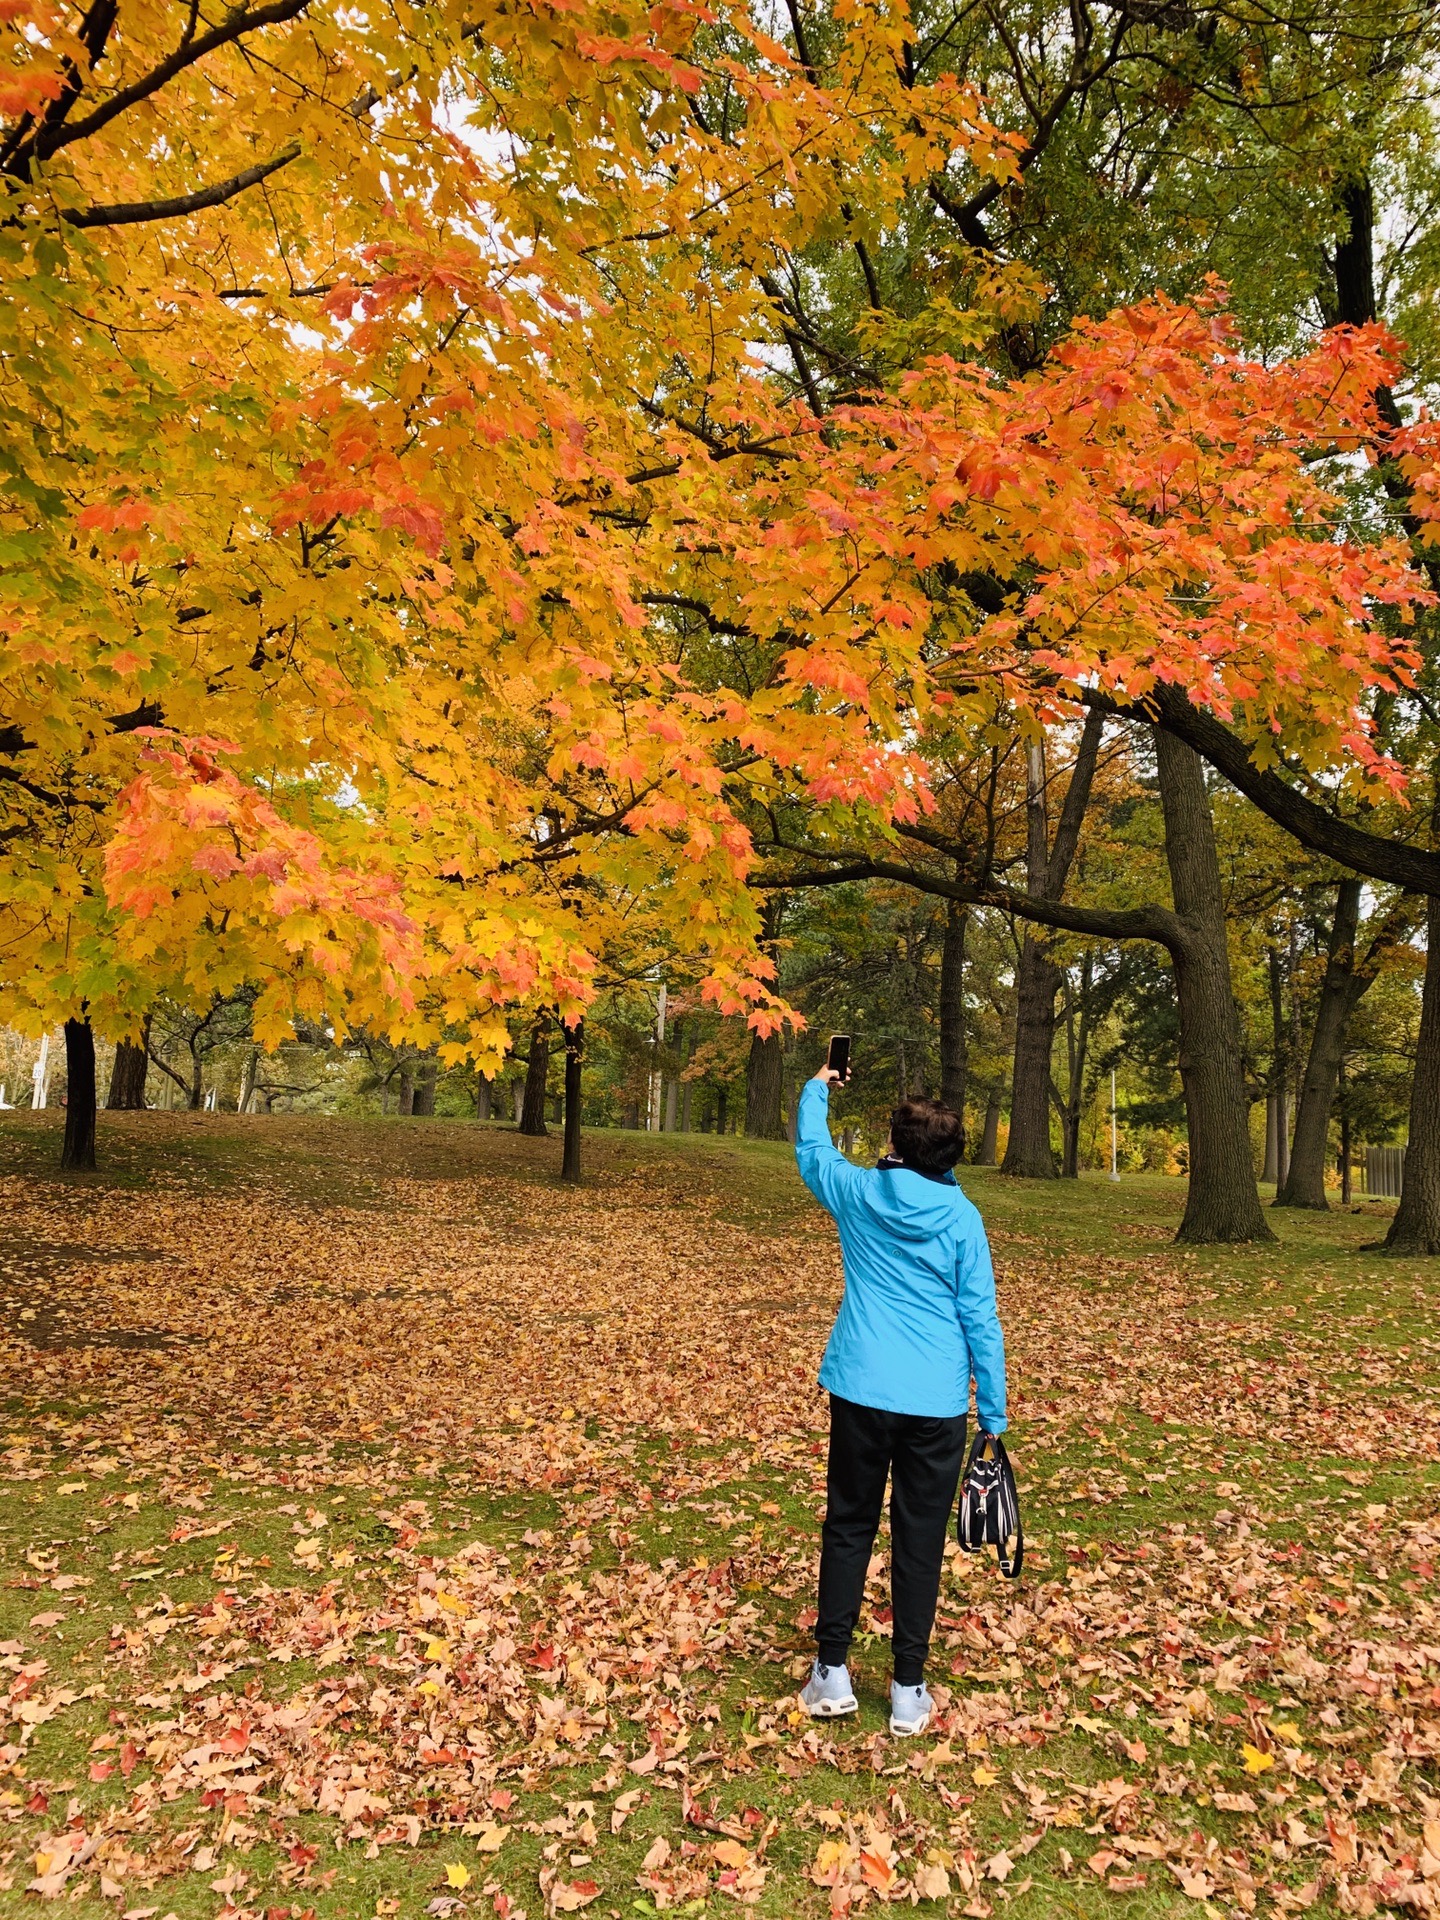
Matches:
[890,1096,964,1175]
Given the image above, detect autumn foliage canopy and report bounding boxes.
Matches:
[0,0,1431,1056]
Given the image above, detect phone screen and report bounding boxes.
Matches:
[827,1034,852,1083]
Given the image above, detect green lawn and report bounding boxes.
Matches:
[0,1109,1434,1919]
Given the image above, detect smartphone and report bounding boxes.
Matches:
[826,1034,852,1083]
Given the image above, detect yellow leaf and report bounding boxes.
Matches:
[712,1840,749,1869]
[972,1763,1000,1787]
[1272,1721,1302,1743]
[474,1823,506,1853]
[1241,1744,1275,1774]
[444,1862,471,1889]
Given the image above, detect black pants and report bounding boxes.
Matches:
[816,1394,967,1686]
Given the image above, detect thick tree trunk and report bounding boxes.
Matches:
[1156,732,1274,1244]
[397,1060,415,1116]
[716,1088,729,1135]
[1383,896,1440,1253]
[561,1020,583,1184]
[1002,938,1062,1176]
[106,1026,150,1110]
[477,1075,493,1121]
[1276,880,1361,1210]
[745,1030,785,1139]
[412,1057,438,1117]
[976,1092,1002,1166]
[938,896,968,1138]
[61,1018,97,1171]
[520,1015,550,1136]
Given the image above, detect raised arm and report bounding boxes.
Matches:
[795,1074,868,1217]
[956,1215,1007,1434]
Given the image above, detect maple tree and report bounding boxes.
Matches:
[0,0,1028,1173]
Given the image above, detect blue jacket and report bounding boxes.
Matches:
[795,1079,1007,1429]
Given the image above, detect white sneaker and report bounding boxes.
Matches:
[889,1680,933,1736]
[800,1658,858,1717]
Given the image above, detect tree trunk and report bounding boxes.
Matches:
[1262,1093,1279,1186]
[1384,895,1440,1253]
[561,1020,583,1184]
[1000,718,1103,1179]
[1276,879,1360,1210]
[106,1026,150,1110]
[1265,946,1290,1189]
[976,1092,1002,1165]
[716,1087,729,1136]
[938,896,969,1138]
[1339,1060,1353,1206]
[61,1018,97,1171]
[413,1057,438,1117]
[512,1080,523,1124]
[237,1048,258,1114]
[745,1031,785,1139]
[520,1014,550,1136]
[1155,731,1274,1244]
[1058,955,1093,1180]
[1002,937,1062,1177]
[477,1075,493,1121]
[398,1060,415,1116]
[1278,881,1415,1211]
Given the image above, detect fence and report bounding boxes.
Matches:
[1364,1145,1406,1198]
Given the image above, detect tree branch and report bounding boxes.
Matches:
[1088,684,1440,895]
[63,142,300,229]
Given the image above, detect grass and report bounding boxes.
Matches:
[0,1108,1435,1919]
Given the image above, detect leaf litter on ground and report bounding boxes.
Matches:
[0,1113,1436,1917]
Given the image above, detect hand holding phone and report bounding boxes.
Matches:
[826,1034,852,1084]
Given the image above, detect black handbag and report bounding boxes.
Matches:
[957,1430,1023,1578]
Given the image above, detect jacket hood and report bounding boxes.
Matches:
[860,1166,962,1241]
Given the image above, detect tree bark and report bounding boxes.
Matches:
[1001,716,1103,1179]
[1276,880,1356,1210]
[477,1074,493,1121]
[1057,953,1093,1179]
[397,1059,415,1115]
[520,1014,550,1136]
[1265,946,1289,1187]
[939,896,968,1137]
[1155,731,1274,1243]
[1277,883,1416,1210]
[412,1057,438,1116]
[1003,938,1063,1176]
[976,1091,1002,1165]
[237,1048,257,1114]
[561,1019,583,1184]
[745,1031,785,1139]
[61,1018,97,1171]
[106,1025,150,1109]
[1383,894,1440,1253]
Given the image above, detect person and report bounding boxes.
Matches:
[794,1067,1007,1737]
